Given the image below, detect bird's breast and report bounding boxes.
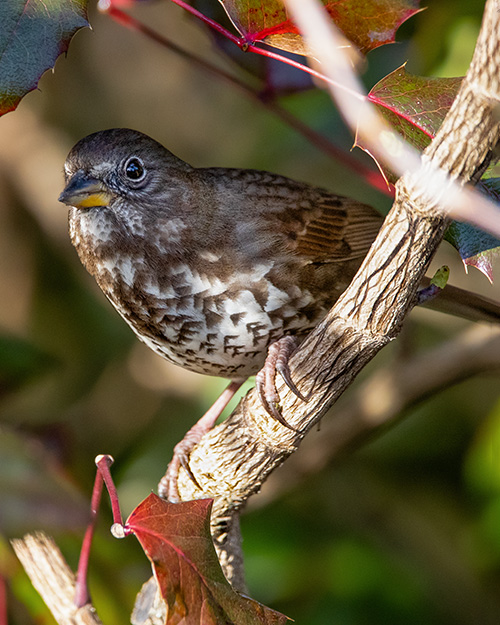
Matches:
[98,255,321,378]
[69,210,328,378]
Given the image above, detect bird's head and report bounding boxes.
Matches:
[59,128,190,214]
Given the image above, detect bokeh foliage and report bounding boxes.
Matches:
[1,1,500,623]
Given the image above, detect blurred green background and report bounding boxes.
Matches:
[1,0,500,623]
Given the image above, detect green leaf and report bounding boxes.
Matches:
[355,65,462,182]
[219,0,421,56]
[430,265,450,290]
[0,0,89,115]
[127,493,290,624]
[445,219,500,284]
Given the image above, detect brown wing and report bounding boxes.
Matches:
[293,194,383,261]
[203,167,383,263]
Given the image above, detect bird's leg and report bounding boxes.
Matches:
[255,336,309,429]
[158,380,244,502]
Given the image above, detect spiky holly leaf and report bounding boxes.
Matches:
[219,0,421,56]
[0,0,89,116]
[126,493,289,625]
[444,180,500,283]
[355,65,462,183]
[355,65,499,280]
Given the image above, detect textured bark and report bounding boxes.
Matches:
[171,0,500,588]
[11,533,103,625]
[259,323,500,505]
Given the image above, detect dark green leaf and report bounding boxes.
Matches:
[0,0,89,115]
[445,187,500,284]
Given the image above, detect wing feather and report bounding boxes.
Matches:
[293,196,383,261]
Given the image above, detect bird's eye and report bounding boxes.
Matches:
[124,157,146,181]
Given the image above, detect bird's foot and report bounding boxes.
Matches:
[255,336,309,430]
[159,428,204,503]
[158,380,243,502]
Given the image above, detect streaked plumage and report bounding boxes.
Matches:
[60,128,382,382]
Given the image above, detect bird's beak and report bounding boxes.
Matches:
[59,171,114,209]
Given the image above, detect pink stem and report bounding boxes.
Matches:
[74,455,125,607]
[167,0,242,45]
[74,469,104,607]
[96,455,124,528]
[113,0,364,99]
[0,574,6,625]
[104,5,391,196]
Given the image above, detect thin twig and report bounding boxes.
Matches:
[163,0,365,97]
[102,4,390,195]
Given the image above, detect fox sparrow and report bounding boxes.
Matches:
[59,128,383,499]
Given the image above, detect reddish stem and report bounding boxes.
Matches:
[74,468,104,607]
[111,0,364,100]
[96,455,124,529]
[104,5,391,196]
[74,455,126,608]
[0,574,6,625]
[168,0,242,45]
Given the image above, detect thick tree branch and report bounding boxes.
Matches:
[258,322,500,505]
[169,0,500,588]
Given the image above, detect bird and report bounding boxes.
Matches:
[58,128,498,500]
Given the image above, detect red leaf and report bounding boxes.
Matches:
[126,494,289,625]
[219,0,422,55]
[0,0,89,116]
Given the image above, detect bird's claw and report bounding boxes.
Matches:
[159,435,202,502]
[158,380,243,502]
[256,336,309,430]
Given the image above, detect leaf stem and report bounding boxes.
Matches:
[167,0,365,99]
[74,467,103,607]
[74,455,125,608]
